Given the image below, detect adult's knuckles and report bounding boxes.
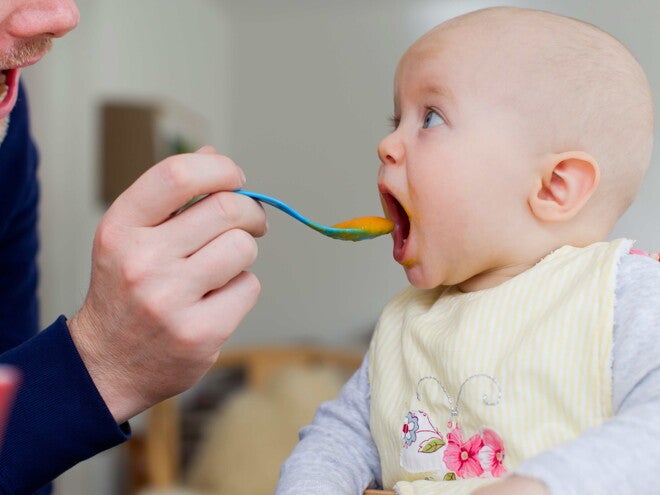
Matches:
[240,272,262,301]
[94,219,126,256]
[216,159,245,190]
[167,327,206,356]
[138,288,180,326]
[213,192,246,226]
[164,320,221,363]
[214,154,239,172]
[119,253,157,290]
[213,271,261,311]
[162,154,243,192]
[159,155,196,193]
[226,229,259,264]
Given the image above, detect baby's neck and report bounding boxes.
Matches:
[457,260,541,292]
[456,238,587,292]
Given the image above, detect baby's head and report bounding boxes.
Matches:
[378,6,654,291]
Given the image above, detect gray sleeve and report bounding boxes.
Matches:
[276,352,381,495]
[515,253,660,495]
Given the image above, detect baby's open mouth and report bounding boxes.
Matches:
[382,193,410,262]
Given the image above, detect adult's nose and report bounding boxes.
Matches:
[5,0,79,40]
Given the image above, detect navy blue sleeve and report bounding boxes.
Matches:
[0,317,131,494]
[0,84,130,494]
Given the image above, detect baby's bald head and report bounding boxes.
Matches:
[414,7,654,224]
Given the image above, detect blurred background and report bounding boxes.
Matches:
[19,0,660,493]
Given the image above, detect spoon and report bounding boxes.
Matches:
[235,190,394,241]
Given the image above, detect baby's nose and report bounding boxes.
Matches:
[378,131,405,166]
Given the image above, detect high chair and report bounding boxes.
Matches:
[126,345,397,494]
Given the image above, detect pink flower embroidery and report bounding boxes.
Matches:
[479,428,507,477]
[442,426,484,478]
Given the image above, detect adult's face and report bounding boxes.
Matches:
[0,0,79,141]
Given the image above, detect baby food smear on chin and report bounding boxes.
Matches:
[400,258,416,268]
[332,216,394,240]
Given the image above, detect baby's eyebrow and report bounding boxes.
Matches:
[420,83,454,104]
[392,81,454,114]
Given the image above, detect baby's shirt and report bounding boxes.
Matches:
[276,246,660,495]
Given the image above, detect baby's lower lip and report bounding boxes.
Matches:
[382,194,410,263]
[393,232,407,262]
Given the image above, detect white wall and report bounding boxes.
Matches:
[224,1,409,346]
[20,1,660,493]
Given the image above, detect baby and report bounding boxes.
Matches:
[276,6,658,495]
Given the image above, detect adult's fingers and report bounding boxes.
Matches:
[157,191,267,258]
[107,151,246,228]
[188,271,262,347]
[196,145,218,154]
[182,228,259,297]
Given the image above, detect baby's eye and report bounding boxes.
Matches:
[423,110,445,129]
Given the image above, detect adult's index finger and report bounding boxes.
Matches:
[106,152,246,227]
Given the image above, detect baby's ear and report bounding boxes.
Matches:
[528,151,600,222]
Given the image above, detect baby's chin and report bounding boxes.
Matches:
[404,263,444,290]
[405,262,482,291]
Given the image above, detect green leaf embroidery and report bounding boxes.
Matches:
[419,437,446,453]
[443,472,457,481]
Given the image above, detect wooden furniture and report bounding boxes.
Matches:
[100,101,207,204]
[127,345,366,493]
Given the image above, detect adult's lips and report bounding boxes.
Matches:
[381,192,410,263]
[0,69,21,121]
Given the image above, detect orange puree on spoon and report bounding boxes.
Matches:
[333,216,394,234]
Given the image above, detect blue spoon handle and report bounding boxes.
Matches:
[235,190,326,232]
[235,189,375,240]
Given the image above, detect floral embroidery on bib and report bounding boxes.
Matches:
[400,375,507,480]
[630,249,660,261]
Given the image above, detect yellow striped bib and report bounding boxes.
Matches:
[368,240,630,492]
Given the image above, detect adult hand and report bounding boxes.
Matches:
[68,147,267,424]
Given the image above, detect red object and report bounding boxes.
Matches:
[0,366,20,447]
